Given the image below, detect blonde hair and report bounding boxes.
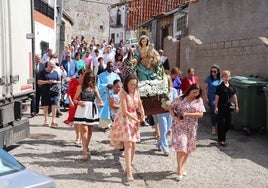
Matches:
[166,74,173,91]
[221,70,231,77]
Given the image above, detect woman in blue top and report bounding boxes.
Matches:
[170,67,182,96]
[203,65,221,135]
[156,75,178,156]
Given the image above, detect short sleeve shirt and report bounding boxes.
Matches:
[215,82,236,110]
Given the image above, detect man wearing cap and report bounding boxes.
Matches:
[61,51,78,78]
[158,49,170,71]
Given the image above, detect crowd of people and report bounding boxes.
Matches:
[31,35,239,182]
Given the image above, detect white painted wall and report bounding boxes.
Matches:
[34,21,56,54]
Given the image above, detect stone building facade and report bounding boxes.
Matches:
[63,0,120,44]
[180,0,268,80]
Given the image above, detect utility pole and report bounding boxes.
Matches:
[57,0,63,59]
[107,5,111,41]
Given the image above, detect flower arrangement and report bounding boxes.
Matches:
[138,76,171,113]
[138,76,169,98]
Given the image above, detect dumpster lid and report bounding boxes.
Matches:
[231,76,268,86]
[231,76,248,81]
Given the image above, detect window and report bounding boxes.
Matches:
[174,14,188,39]
[116,8,121,26]
[176,15,187,33]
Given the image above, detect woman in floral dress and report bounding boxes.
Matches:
[109,74,145,182]
[168,84,205,181]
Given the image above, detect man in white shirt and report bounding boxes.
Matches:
[92,49,102,76]
[103,45,115,68]
[41,49,53,64]
[51,58,67,117]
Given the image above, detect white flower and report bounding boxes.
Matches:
[138,76,168,97]
[160,97,171,110]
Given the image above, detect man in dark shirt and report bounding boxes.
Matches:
[31,54,46,117]
[158,49,170,71]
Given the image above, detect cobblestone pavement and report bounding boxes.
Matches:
[8,110,268,188]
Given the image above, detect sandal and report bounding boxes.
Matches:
[43,122,49,127]
[156,146,162,152]
[164,152,169,157]
[153,131,159,139]
[127,174,134,182]
[182,168,187,176]
[50,122,58,128]
[81,153,88,161]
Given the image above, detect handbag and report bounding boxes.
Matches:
[49,84,60,96]
[227,102,235,111]
[227,92,235,111]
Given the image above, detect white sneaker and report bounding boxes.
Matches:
[176,175,183,181]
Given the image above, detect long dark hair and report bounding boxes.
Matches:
[126,49,133,60]
[122,74,138,94]
[180,83,202,100]
[78,68,86,77]
[210,64,221,80]
[81,71,95,90]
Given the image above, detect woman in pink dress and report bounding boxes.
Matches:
[168,84,205,181]
[109,74,145,182]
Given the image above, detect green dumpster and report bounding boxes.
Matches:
[263,86,268,132]
[230,76,268,133]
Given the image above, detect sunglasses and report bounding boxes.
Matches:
[211,70,217,73]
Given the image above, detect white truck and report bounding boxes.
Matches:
[0,0,35,147]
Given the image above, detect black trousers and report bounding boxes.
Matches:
[216,109,232,142]
[31,86,41,114]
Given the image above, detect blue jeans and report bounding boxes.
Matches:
[208,98,217,127]
[156,113,172,153]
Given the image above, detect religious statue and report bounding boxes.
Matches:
[132,35,164,81]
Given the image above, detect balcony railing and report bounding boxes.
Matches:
[34,0,54,20]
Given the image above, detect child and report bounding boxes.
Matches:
[109,79,122,121]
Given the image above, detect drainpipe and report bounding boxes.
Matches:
[30,0,36,88]
[57,0,63,57]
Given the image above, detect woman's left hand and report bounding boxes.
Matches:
[98,102,104,107]
[215,108,218,114]
[235,107,239,113]
[78,101,85,107]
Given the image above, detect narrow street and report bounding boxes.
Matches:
[8,110,268,188]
